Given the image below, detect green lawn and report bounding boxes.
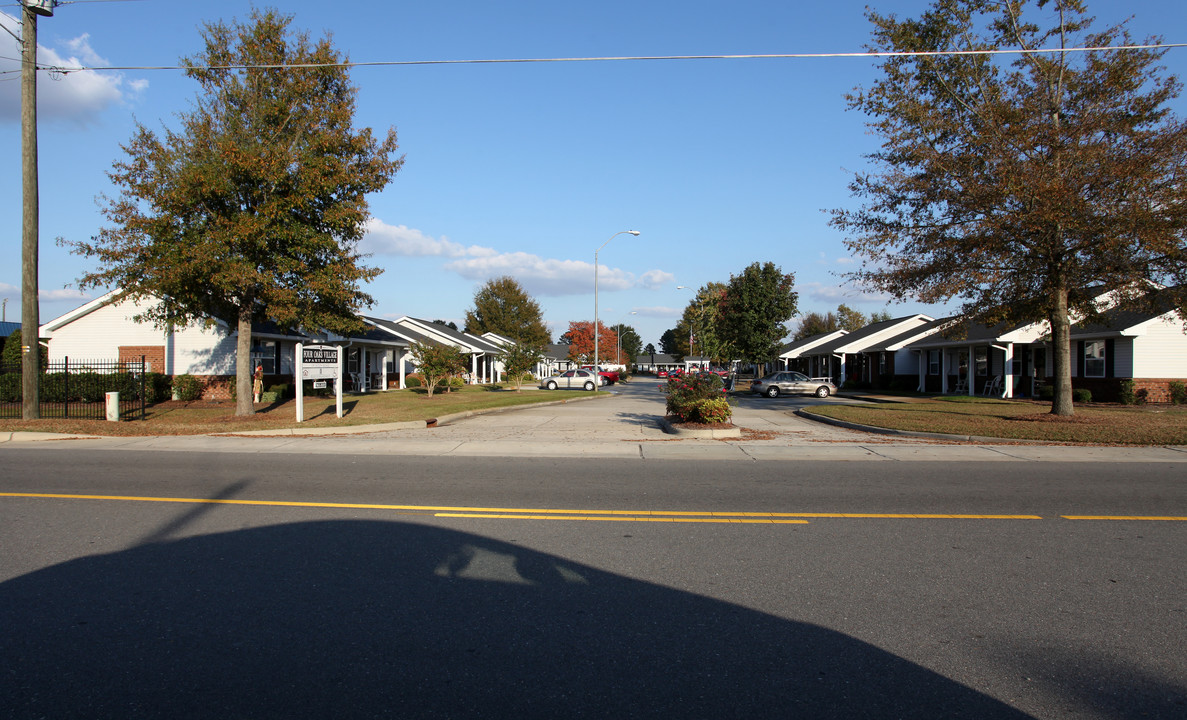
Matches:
[803,397,1187,444]
[0,385,598,437]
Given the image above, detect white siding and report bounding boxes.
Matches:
[1132,316,1187,378]
[1111,337,1134,379]
[43,295,235,375]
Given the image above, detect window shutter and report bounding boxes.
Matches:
[1076,341,1084,377]
[1105,339,1114,378]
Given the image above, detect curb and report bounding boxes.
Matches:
[658,418,742,439]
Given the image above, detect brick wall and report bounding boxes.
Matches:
[118,345,165,373]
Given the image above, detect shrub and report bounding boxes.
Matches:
[172,374,203,402]
[1038,384,1054,400]
[664,372,731,423]
[1169,381,1187,405]
[267,383,292,399]
[1073,388,1092,404]
[1118,380,1136,405]
[692,398,732,424]
[404,375,423,388]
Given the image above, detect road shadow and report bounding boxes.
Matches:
[1,520,1034,719]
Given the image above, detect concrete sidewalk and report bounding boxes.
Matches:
[3,385,1185,462]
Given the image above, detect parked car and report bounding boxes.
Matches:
[657,369,670,378]
[751,371,835,398]
[581,365,619,384]
[539,369,599,391]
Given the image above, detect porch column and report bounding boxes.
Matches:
[916,350,925,393]
[941,349,949,393]
[836,354,846,385]
[1003,343,1015,398]
[381,349,390,391]
[471,353,479,384]
[967,343,975,395]
[398,350,407,389]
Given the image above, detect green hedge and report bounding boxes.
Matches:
[0,370,165,403]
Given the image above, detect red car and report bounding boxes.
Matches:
[581,365,620,385]
[657,369,669,378]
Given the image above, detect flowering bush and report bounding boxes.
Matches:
[663,372,732,424]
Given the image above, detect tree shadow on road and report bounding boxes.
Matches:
[1,519,1036,719]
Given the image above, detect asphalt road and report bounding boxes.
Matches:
[2,447,1185,719]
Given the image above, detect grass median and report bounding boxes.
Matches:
[803,396,1187,445]
[0,385,598,437]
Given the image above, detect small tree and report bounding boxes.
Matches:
[464,276,551,346]
[836,304,867,332]
[794,311,840,340]
[410,341,466,397]
[563,321,617,366]
[497,342,543,392]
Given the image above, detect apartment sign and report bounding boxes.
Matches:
[300,345,339,379]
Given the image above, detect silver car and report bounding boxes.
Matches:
[751,371,835,398]
[539,369,599,391]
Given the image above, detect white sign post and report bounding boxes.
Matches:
[296,343,343,422]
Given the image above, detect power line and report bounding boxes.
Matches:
[38,42,1187,75]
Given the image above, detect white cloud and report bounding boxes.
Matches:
[631,305,682,318]
[799,281,892,304]
[638,269,676,289]
[40,287,91,302]
[65,34,107,68]
[0,15,146,125]
[360,219,492,258]
[365,218,674,297]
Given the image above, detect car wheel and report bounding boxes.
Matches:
[765,386,780,398]
[546,381,558,390]
[583,381,595,391]
[815,385,831,398]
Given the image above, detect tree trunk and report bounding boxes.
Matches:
[236,305,254,416]
[1049,288,1074,416]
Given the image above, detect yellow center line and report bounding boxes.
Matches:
[435,513,809,523]
[1062,515,1187,521]
[0,492,1050,523]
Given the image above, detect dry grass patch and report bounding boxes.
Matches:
[805,398,1187,445]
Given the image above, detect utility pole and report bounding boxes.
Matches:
[20,1,53,419]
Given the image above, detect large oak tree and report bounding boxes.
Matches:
[831,0,1187,415]
[66,9,402,415]
[717,262,798,371]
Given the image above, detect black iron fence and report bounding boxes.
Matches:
[0,356,151,420]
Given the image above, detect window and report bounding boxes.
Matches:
[250,339,278,375]
[974,347,987,376]
[879,353,888,376]
[1084,340,1106,378]
[928,350,940,375]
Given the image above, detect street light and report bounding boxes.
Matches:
[615,311,638,366]
[676,285,702,368]
[594,230,640,386]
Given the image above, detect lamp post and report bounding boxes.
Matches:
[676,285,706,369]
[594,230,640,387]
[615,311,637,366]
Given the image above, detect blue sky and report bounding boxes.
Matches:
[2,0,1185,348]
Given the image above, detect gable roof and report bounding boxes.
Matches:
[804,315,934,355]
[779,329,848,359]
[864,318,950,352]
